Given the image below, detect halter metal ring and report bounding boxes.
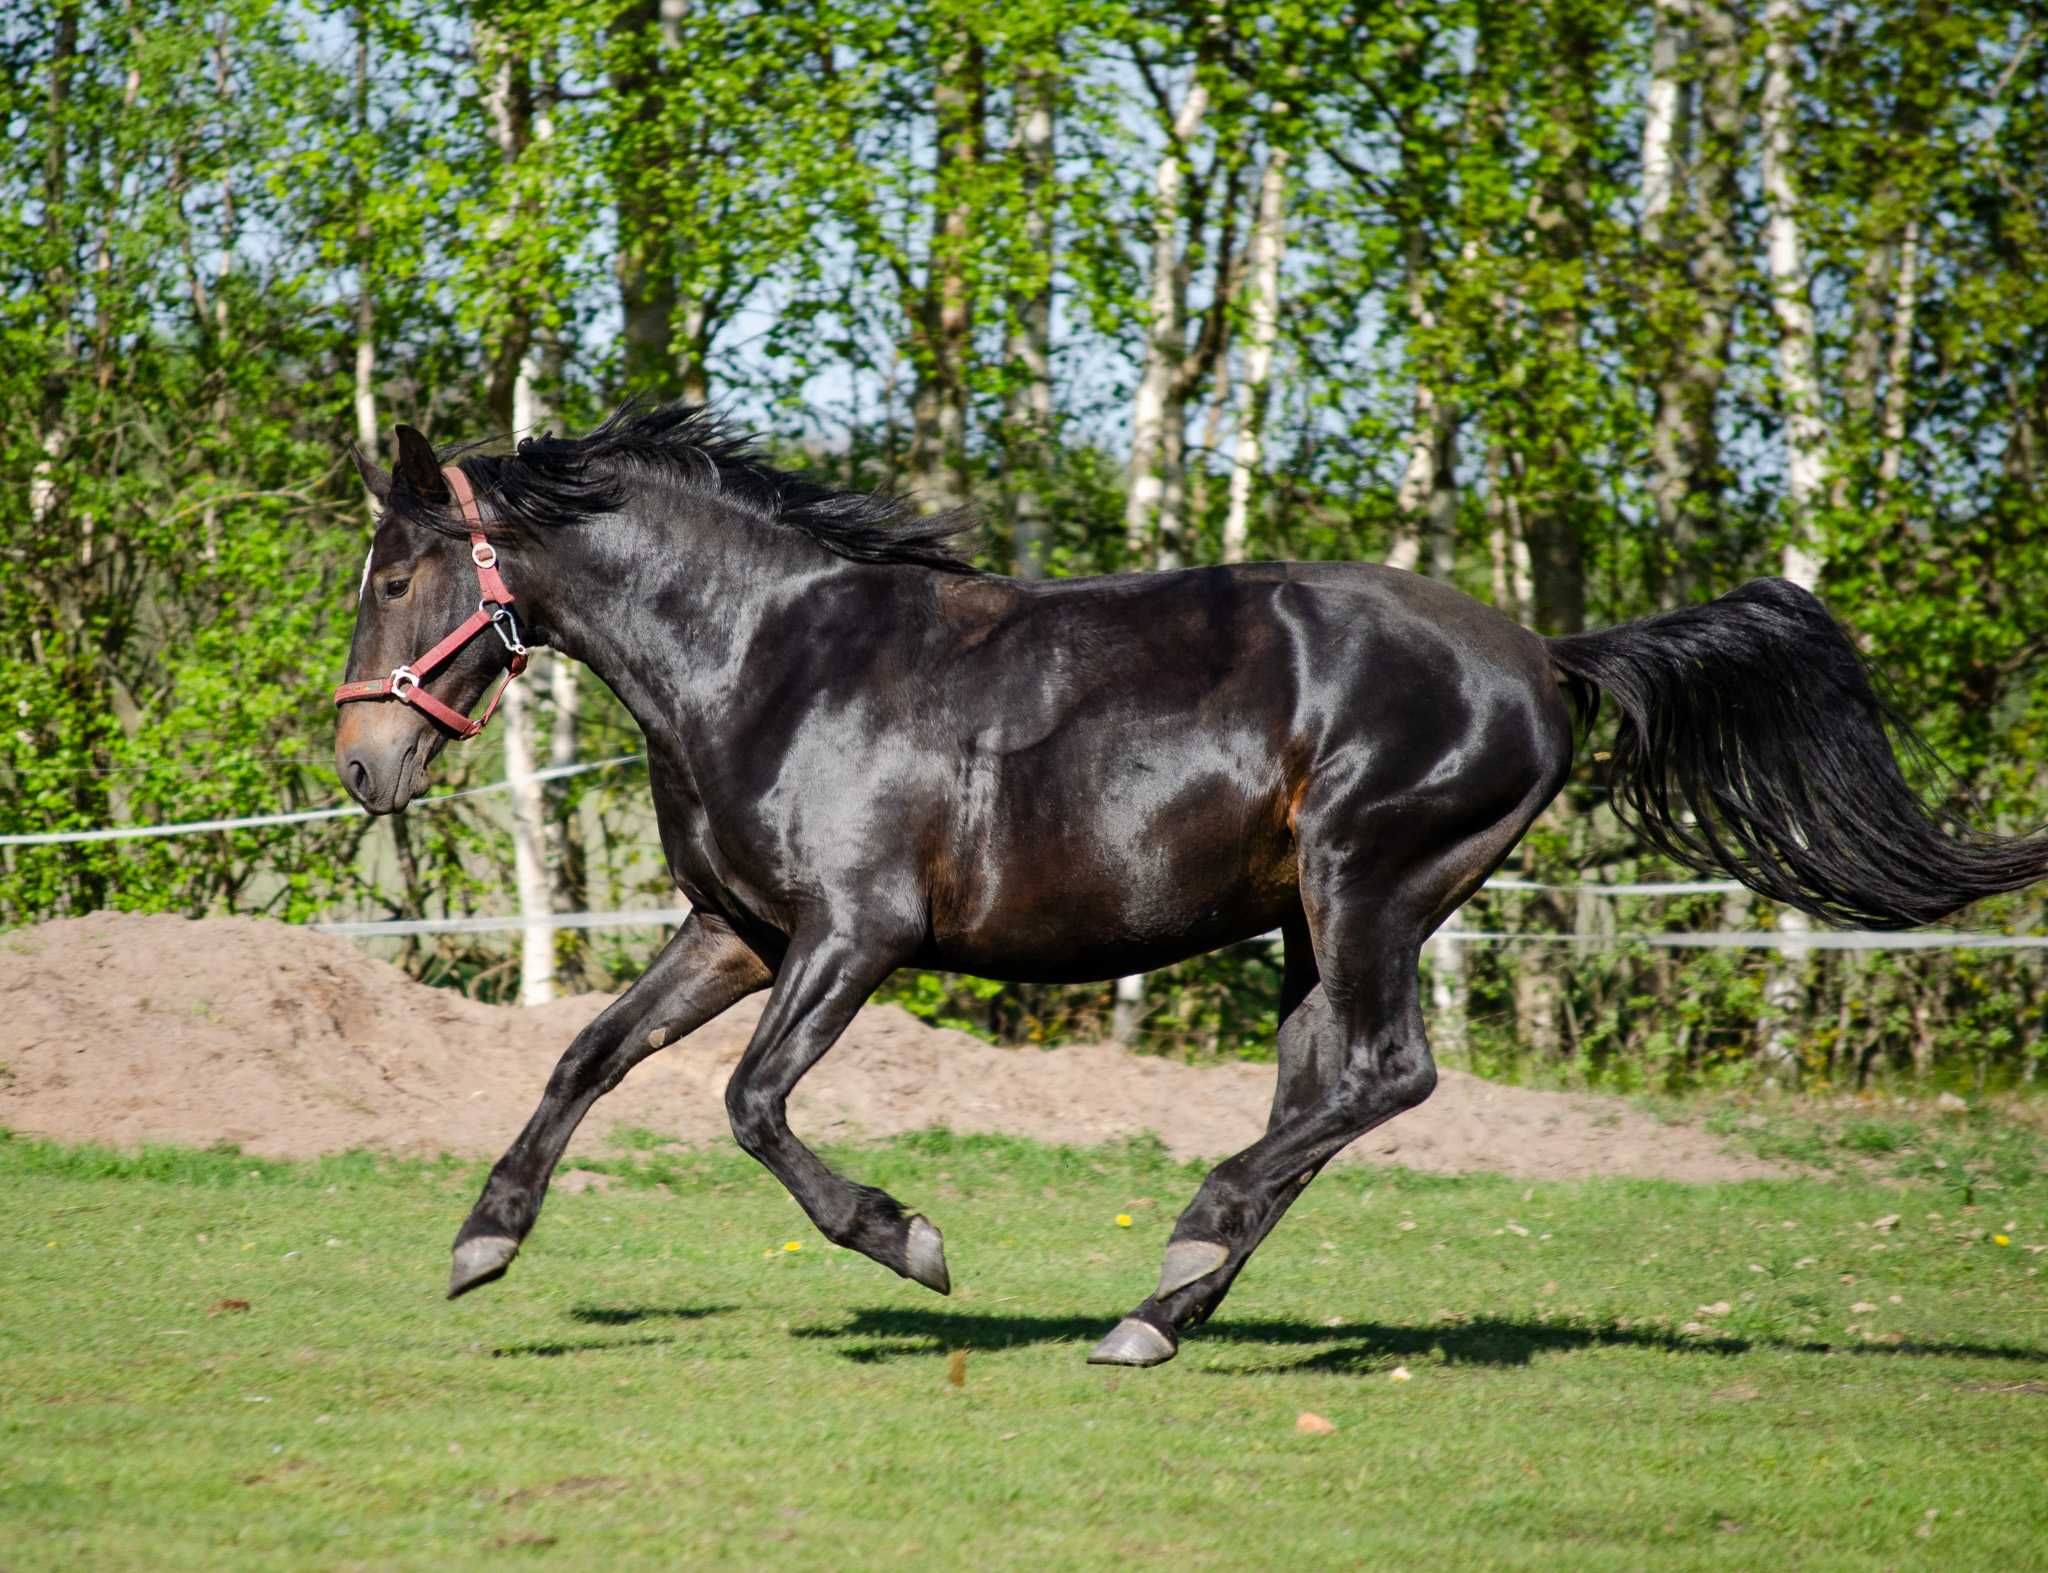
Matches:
[471,540,498,569]
[389,665,420,698]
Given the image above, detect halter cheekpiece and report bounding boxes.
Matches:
[333,465,528,739]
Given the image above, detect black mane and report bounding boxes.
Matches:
[444,402,982,574]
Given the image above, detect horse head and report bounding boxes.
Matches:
[335,424,528,813]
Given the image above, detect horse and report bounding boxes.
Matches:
[333,404,2045,1367]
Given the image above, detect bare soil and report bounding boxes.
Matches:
[0,913,1784,1181]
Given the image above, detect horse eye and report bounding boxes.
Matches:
[382,577,411,600]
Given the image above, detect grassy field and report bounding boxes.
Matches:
[2,1111,2043,1571]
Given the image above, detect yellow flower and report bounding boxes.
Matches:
[1115,1214,1133,1228]
[783,1240,803,1253]
[1993,1234,2011,1247]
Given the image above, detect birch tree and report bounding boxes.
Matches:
[1221,145,1286,565]
[906,22,983,511]
[350,9,378,494]
[1760,0,1825,1072]
[1004,47,1057,576]
[1763,0,1827,589]
[1641,0,1741,607]
[476,11,557,1005]
[1111,29,1230,1041]
[1122,68,1209,569]
[1383,230,1458,580]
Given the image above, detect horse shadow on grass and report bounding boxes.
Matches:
[780,1306,2048,1374]
[489,1304,736,1360]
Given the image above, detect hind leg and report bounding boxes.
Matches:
[1094,779,1556,1367]
[1146,915,1334,1311]
[1268,909,1333,1124]
[1090,908,1422,1366]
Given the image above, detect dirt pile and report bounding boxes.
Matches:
[0,912,1783,1181]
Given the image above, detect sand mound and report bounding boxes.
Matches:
[0,913,1782,1181]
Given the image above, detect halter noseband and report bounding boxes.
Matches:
[333,465,528,740]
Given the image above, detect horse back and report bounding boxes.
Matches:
[913,563,1566,980]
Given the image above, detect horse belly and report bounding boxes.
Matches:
[923,766,1300,984]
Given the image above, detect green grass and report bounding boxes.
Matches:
[2,1124,2044,1571]
[1670,1092,2048,1198]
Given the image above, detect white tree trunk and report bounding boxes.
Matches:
[480,20,556,1008]
[503,690,554,1007]
[1640,0,1687,245]
[544,645,582,924]
[1878,218,1921,494]
[1222,147,1286,566]
[351,20,377,504]
[1385,381,1436,574]
[1113,75,1207,1034]
[1763,0,1827,584]
[353,335,377,457]
[503,354,554,1006]
[1111,974,1146,1045]
[1006,63,1056,576]
[1386,231,1459,577]
[1123,78,1208,564]
[1427,926,1466,1057]
[1641,0,1688,571]
[1761,0,1824,1076]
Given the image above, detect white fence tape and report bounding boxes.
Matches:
[0,753,647,847]
[311,906,2046,953]
[1435,928,2048,952]
[315,906,690,939]
[1485,877,1746,895]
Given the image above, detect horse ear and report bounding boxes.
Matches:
[350,443,392,505]
[392,424,448,501]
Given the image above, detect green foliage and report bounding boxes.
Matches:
[1,0,2042,1079]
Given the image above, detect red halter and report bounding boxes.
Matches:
[333,465,529,740]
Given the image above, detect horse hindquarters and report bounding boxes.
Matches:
[1093,649,1574,1364]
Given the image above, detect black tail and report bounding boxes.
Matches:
[1547,577,2048,929]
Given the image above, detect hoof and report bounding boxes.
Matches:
[904,1215,951,1296]
[448,1235,519,1300]
[1088,1317,1177,1368]
[1157,1239,1229,1297]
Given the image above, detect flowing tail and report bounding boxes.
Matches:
[1546,577,2048,929]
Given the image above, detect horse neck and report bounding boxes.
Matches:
[523,486,877,750]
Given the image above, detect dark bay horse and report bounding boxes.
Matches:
[334,405,2045,1367]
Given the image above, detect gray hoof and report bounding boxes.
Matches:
[1088,1317,1177,1368]
[448,1235,519,1300]
[904,1215,951,1296]
[1157,1239,1230,1297]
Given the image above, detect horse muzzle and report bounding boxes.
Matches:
[335,702,438,814]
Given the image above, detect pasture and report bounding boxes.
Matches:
[3,1112,2042,1570]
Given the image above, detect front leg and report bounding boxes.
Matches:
[722,929,949,1291]
[449,910,771,1297]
